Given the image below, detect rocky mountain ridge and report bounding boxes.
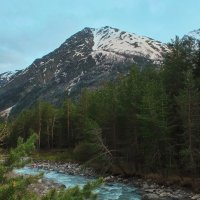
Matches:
[0,26,170,115]
[0,70,21,88]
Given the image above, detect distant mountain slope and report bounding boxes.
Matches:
[0,26,169,115]
[188,28,200,40]
[0,70,20,88]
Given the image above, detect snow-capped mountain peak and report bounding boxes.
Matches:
[0,26,169,115]
[91,26,168,62]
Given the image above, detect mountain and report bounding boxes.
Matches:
[0,70,21,88]
[0,26,169,115]
[188,28,200,40]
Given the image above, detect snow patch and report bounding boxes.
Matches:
[0,105,15,118]
[43,68,47,73]
[45,59,54,65]
[54,68,61,83]
[54,68,61,76]
[65,72,84,95]
[91,26,168,62]
[40,61,45,66]
[0,71,15,81]
[73,51,84,57]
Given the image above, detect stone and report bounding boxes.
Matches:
[160,192,171,197]
[26,161,200,199]
[145,189,155,193]
[38,179,42,183]
[192,194,200,200]
[143,183,149,189]
[142,193,160,200]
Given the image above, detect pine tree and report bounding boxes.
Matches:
[176,70,200,176]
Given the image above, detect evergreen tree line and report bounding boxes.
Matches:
[3,36,200,178]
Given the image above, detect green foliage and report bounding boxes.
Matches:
[73,118,103,162]
[175,70,200,172]
[0,132,103,199]
[42,178,103,200]
[0,122,10,147]
[0,133,39,200]
[5,133,37,169]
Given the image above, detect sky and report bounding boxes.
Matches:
[0,0,200,73]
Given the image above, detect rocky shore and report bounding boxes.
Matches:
[29,160,95,176]
[26,161,200,200]
[28,178,66,197]
[104,175,199,200]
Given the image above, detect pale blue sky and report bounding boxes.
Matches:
[0,0,199,73]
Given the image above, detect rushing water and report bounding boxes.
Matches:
[15,167,141,200]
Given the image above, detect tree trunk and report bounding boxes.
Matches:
[67,101,70,146]
[47,123,50,149]
[51,116,55,149]
[188,89,194,167]
[37,103,41,150]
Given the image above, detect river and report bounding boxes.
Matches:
[15,167,141,200]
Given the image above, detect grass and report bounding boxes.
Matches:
[32,149,74,162]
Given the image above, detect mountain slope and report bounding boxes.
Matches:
[91,26,167,62]
[0,70,20,88]
[0,26,169,115]
[188,28,200,40]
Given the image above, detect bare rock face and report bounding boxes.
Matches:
[0,26,169,115]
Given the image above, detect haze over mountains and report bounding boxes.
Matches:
[0,26,199,116]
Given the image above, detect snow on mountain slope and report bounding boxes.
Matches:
[91,26,168,64]
[0,26,169,115]
[0,105,15,118]
[0,70,19,88]
[0,71,15,81]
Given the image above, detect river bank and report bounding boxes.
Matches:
[24,161,200,200]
